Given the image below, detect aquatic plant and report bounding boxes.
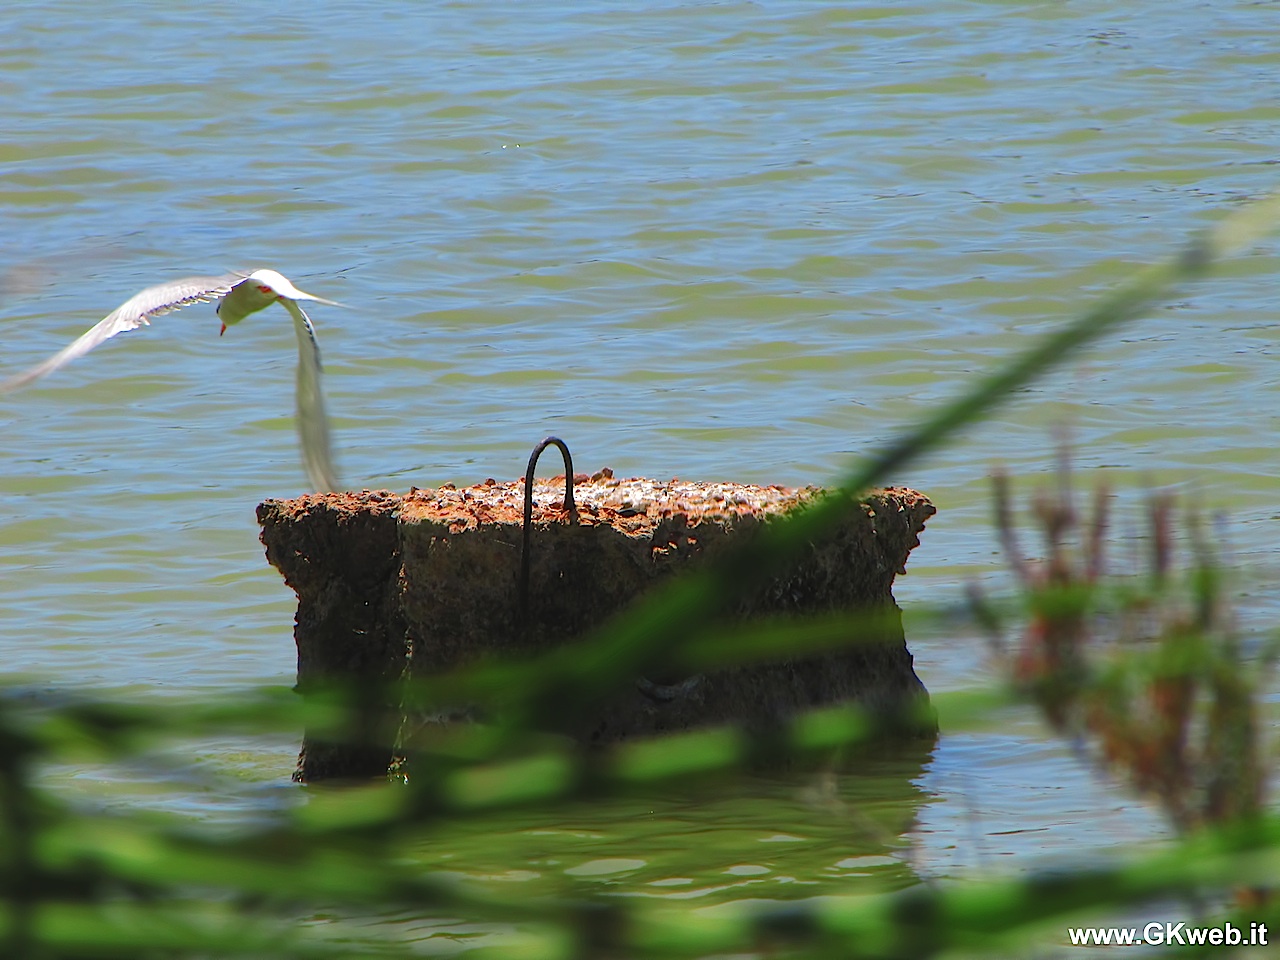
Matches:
[975,456,1271,833]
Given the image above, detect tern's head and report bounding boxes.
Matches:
[245,268,314,302]
[216,269,340,335]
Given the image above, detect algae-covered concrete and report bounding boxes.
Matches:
[258,472,936,781]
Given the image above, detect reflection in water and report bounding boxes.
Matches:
[418,745,932,897]
[302,745,934,946]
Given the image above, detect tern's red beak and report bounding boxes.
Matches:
[219,322,227,336]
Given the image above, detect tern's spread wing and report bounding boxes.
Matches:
[0,273,247,393]
[278,298,340,493]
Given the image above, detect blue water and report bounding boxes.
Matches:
[3,0,1277,901]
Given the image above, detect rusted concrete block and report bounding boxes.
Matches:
[257,473,936,781]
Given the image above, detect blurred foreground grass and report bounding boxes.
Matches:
[4,195,1280,957]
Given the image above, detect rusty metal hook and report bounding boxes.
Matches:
[519,436,579,627]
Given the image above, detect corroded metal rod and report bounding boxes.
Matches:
[520,436,578,625]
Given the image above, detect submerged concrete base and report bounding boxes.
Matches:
[257,473,937,781]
